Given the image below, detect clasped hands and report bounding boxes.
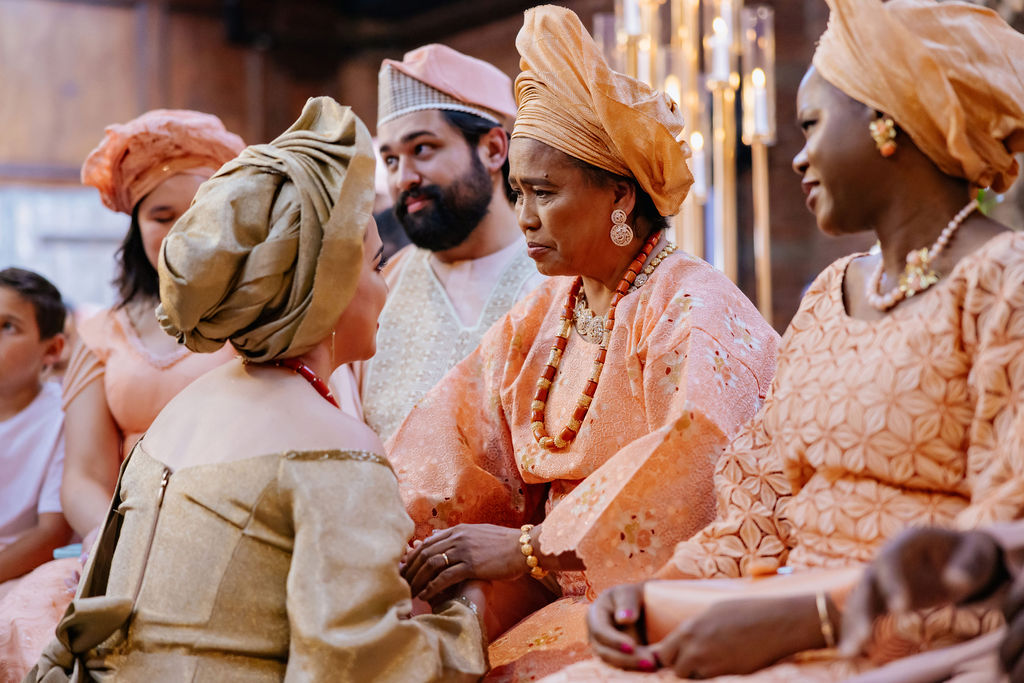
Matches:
[400,523,533,603]
[587,582,834,678]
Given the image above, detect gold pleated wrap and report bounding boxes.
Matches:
[157,97,376,362]
[814,0,1024,192]
[513,5,693,216]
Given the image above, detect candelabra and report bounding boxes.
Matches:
[598,0,777,321]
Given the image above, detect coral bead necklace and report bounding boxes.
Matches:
[246,356,340,408]
[530,231,661,450]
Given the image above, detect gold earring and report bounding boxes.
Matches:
[330,330,336,368]
[869,117,898,157]
[609,209,634,246]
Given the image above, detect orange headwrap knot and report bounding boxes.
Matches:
[813,0,1024,192]
[513,5,693,216]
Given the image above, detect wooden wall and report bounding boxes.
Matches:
[3,0,1018,327]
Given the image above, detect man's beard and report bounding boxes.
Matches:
[393,155,493,252]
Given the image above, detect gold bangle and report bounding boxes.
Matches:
[816,591,836,649]
[519,524,548,580]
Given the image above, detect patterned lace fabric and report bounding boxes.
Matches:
[616,231,1024,679]
[363,246,540,442]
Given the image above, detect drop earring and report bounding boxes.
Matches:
[609,209,634,246]
[869,116,898,157]
[330,330,336,369]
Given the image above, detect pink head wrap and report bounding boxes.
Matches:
[81,109,245,215]
[378,44,517,128]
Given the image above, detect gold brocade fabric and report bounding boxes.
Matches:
[813,0,1024,192]
[513,5,693,216]
[157,97,376,363]
[544,232,1024,682]
[30,446,486,682]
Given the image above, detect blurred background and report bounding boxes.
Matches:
[1,0,1020,328]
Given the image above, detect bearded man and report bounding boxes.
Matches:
[355,44,544,441]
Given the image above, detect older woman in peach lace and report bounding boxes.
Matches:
[389,5,778,680]
[561,0,1024,681]
[0,110,243,682]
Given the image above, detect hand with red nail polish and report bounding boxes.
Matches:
[587,582,650,670]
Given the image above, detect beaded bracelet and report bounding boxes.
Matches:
[520,524,548,580]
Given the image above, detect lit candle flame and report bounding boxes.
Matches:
[752,67,766,89]
[665,75,682,106]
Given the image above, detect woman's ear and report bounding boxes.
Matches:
[612,178,638,219]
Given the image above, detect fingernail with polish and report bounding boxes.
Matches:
[619,642,634,655]
[615,609,635,622]
[639,659,655,671]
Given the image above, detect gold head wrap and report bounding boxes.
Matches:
[813,0,1024,192]
[157,97,376,363]
[81,109,245,215]
[512,5,692,216]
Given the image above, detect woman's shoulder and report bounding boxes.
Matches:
[637,252,769,329]
[952,228,1024,280]
[75,307,118,350]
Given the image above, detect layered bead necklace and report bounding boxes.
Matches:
[865,199,977,311]
[531,231,663,451]
[573,241,678,344]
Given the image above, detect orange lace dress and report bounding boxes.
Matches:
[386,252,780,679]
[548,231,1024,682]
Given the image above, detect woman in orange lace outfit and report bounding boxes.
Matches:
[563,0,1024,680]
[389,5,779,679]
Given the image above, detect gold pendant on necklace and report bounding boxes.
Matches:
[898,247,939,296]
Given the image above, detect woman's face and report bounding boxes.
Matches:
[792,67,887,236]
[135,173,207,268]
[332,218,388,367]
[508,137,636,280]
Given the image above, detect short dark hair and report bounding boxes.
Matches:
[113,205,159,307]
[0,267,67,339]
[440,110,514,203]
[566,156,670,238]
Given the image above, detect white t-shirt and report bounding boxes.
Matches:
[0,382,65,550]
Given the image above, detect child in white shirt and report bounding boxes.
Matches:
[0,267,69,587]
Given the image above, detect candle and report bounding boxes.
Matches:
[752,68,769,136]
[690,131,707,199]
[623,0,641,35]
[665,75,682,106]
[711,17,730,82]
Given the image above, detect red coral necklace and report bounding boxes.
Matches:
[261,357,340,408]
[530,231,660,450]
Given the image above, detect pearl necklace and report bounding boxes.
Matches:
[572,241,678,345]
[531,231,660,450]
[865,200,977,311]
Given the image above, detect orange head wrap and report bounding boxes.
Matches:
[512,5,692,216]
[81,109,245,215]
[813,0,1024,192]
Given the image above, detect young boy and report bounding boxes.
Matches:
[0,267,70,588]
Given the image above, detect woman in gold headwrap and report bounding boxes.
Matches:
[25,98,486,682]
[557,0,1024,681]
[389,5,778,679]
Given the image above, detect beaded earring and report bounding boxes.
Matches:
[869,116,898,157]
[609,209,634,246]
